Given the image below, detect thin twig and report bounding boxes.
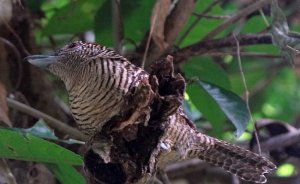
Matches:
[248,70,278,98]
[202,0,272,40]
[203,51,281,58]
[6,97,87,141]
[158,169,171,184]
[257,0,270,26]
[177,0,220,46]
[166,159,205,178]
[149,177,163,184]
[286,45,300,54]
[233,34,261,155]
[134,0,196,69]
[192,12,231,20]
[259,8,270,26]
[0,159,17,184]
[253,125,300,152]
[0,37,22,90]
[2,21,30,56]
[173,33,273,62]
[48,36,57,50]
[141,13,157,69]
[112,0,123,53]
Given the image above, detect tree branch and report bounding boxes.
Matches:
[173,33,272,63]
[202,0,273,40]
[132,0,273,68]
[253,127,300,153]
[166,159,206,178]
[203,51,280,58]
[0,37,22,90]
[177,0,220,46]
[132,0,197,68]
[6,98,87,141]
[192,13,231,20]
[164,0,197,47]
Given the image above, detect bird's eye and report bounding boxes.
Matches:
[67,43,79,49]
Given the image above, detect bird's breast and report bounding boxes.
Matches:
[68,59,148,134]
[68,77,125,134]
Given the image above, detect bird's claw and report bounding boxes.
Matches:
[112,107,151,131]
[112,80,153,131]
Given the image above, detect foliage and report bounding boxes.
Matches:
[0,128,85,183]
[0,128,82,164]
[15,119,84,144]
[47,163,86,184]
[3,0,300,182]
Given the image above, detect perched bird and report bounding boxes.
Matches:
[26,41,276,183]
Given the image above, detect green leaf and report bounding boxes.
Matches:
[197,81,250,137]
[0,128,83,165]
[178,0,236,47]
[276,163,295,177]
[47,163,86,184]
[184,57,231,135]
[241,16,269,34]
[183,57,230,89]
[261,68,300,121]
[95,0,155,46]
[229,68,266,95]
[14,119,84,145]
[243,44,279,55]
[187,84,226,136]
[182,99,202,121]
[178,3,223,47]
[42,0,105,35]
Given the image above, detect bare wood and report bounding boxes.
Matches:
[164,0,196,47]
[142,0,197,68]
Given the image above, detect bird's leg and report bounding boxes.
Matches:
[113,79,154,131]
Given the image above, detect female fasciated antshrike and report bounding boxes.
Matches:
[26,41,276,183]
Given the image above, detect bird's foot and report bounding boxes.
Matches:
[113,79,153,131]
[112,107,151,131]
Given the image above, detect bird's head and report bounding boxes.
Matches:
[26,41,105,69]
[25,41,107,81]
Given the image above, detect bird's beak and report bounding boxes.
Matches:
[25,55,58,69]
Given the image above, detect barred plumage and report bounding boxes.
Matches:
[26,41,276,183]
[68,58,135,134]
[158,110,275,183]
[46,41,148,134]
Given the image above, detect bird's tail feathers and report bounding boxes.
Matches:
[196,136,276,183]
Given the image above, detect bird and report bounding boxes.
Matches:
[26,41,276,183]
